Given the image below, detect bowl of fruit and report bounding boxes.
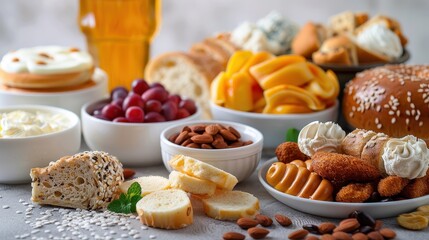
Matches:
[81,79,201,166]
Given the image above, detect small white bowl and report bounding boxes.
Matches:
[210,101,339,149]
[160,120,263,182]
[0,68,108,117]
[81,99,202,167]
[0,105,81,184]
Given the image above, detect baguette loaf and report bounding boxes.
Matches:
[169,155,238,190]
[119,176,170,196]
[30,151,124,210]
[202,190,260,221]
[136,189,193,229]
[145,52,223,119]
[169,171,216,196]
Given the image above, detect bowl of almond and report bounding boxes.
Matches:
[160,120,263,182]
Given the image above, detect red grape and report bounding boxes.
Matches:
[175,108,190,120]
[131,79,150,95]
[144,112,166,123]
[123,94,145,110]
[150,82,165,89]
[113,117,129,123]
[162,101,178,121]
[111,99,124,108]
[141,87,169,103]
[168,94,181,105]
[111,87,128,100]
[101,103,123,120]
[144,100,162,113]
[125,106,145,123]
[179,99,197,115]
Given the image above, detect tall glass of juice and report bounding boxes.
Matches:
[78,0,161,90]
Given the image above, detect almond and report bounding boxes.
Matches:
[205,124,220,135]
[374,220,383,231]
[223,232,245,240]
[190,125,206,133]
[174,131,190,144]
[318,222,336,234]
[191,134,213,144]
[168,133,179,142]
[185,143,200,148]
[180,138,192,146]
[123,168,135,179]
[182,126,192,132]
[220,129,238,141]
[274,214,292,227]
[306,236,320,240]
[366,231,383,240]
[334,219,360,233]
[320,234,335,240]
[332,231,352,240]
[378,228,396,239]
[228,126,241,138]
[255,214,273,227]
[237,217,258,229]
[352,232,368,240]
[247,227,269,239]
[229,141,244,148]
[288,229,309,239]
[201,144,213,149]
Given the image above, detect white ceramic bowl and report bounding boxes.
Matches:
[0,68,108,117]
[160,120,263,182]
[0,105,81,184]
[210,101,338,149]
[81,100,202,167]
[259,158,429,219]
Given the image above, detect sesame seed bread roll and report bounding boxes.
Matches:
[30,151,124,210]
[168,171,216,196]
[343,65,429,144]
[202,190,260,221]
[169,155,238,191]
[119,176,170,196]
[136,189,193,229]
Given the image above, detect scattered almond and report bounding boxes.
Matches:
[374,220,383,230]
[223,231,245,240]
[288,229,309,239]
[274,214,292,227]
[332,231,352,240]
[378,228,396,239]
[366,231,383,240]
[351,232,368,240]
[334,219,360,233]
[255,214,273,227]
[247,227,269,239]
[237,217,259,229]
[318,222,336,234]
[320,234,335,240]
[123,168,135,179]
[305,236,320,240]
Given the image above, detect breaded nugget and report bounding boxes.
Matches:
[401,175,429,199]
[275,142,310,164]
[378,176,409,197]
[336,183,373,202]
[311,152,380,183]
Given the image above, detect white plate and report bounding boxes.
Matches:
[258,158,429,219]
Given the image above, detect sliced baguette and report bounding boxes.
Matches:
[202,190,260,221]
[119,176,170,196]
[169,155,238,190]
[30,151,124,210]
[169,171,216,196]
[136,189,193,229]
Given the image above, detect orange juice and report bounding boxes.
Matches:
[78,0,161,90]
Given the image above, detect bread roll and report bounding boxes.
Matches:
[169,171,216,196]
[119,176,170,196]
[169,155,238,190]
[136,189,193,229]
[343,65,429,144]
[30,151,124,210]
[145,52,223,119]
[341,129,377,158]
[202,190,260,221]
[355,15,408,46]
[291,22,327,58]
[312,35,358,66]
[329,11,369,35]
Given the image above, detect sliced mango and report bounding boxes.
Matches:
[240,51,275,74]
[249,55,306,81]
[224,72,253,111]
[225,51,253,77]
[210,71,228,105]
[259,62,314,90]
[263,84,325,113]
[304,63,340,102]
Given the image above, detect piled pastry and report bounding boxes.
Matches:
[291,11,408,65]
[268,121,429,202]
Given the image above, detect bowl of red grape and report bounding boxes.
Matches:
[81,79,201,166]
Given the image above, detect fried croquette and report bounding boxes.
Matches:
[311,152,380,183]
[401,175,429,199]
[275,142,310,164]
[378,176,409,197]
[336,183,374,202]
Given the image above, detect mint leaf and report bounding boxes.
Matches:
[127,182,142,199]
[119,193,127,202]
[285,128,299,142]
[107,182,142,214]
[130,194,142,212]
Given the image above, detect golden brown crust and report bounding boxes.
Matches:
[336,183,373,203]
[341,129,377,158]
[360,133,390,176]
[292,22,325,58]
[378,176,409,197]
[275,142,310,164]
[400,169,429,198]
[312,35,358,66]
[343,65,429,145]
[311,152,380,183]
